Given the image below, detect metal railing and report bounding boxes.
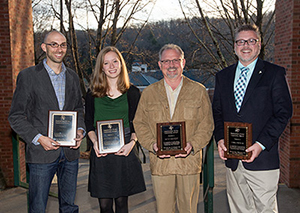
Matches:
[12,133,29,188]
[202,138,214,213]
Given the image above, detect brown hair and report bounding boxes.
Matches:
[234,24,261,41]
[90,46,130,97]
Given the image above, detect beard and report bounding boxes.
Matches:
[47,52,66,63]
[166,67,179,79]
[235,47,260,65]
[45,45,66,63]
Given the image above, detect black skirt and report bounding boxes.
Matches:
[88,129,146,198]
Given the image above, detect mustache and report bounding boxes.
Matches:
[241,47,252,51]
[167,67,177,71]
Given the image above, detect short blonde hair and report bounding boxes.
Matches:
[158,44,184,61]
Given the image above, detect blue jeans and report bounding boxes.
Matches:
[28,149,79,213]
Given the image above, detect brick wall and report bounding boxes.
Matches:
[0,0,34,187]
[275,0,300,188]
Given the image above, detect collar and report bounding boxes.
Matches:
[43,58,66,76]
[163,76,183,92]
[237,58,258,71]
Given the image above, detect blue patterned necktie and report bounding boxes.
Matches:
[234,67,249,112]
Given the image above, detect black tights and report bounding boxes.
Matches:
[98,196,128,213]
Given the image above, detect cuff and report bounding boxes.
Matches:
[78,127,86,137]
[256,141,265,150]
[32,133,42,145]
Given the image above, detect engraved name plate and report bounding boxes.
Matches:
[96,119,125,154]
[224,122,252,160]
[157,122,187,156]
[48,111,77,146]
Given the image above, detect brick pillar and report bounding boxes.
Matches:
[275,0,300,188]
[0,0,34,187]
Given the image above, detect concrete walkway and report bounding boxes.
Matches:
[0,150,299,212]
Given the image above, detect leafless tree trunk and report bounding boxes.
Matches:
[88,0,106,55]
[111,0,120,46]
[60,0,63,32]
[87,0,151,54]
[65,0,87,95]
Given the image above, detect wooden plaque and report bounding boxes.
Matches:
[224,122,252,160]
[157,121,187,156]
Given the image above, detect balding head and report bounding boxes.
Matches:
[43,30,66,43]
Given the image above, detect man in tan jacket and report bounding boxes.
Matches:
[133,44,214,213]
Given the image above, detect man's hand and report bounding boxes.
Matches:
[153,142,193,158]
[38,135,60,151]
[242,143,262,163]
[153,143,171,158]
[217,139,227,160]
[70,129,84,149]
[175,142,193,158]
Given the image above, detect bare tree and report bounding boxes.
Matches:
[178,0,275,71]
[32,0,152,94]
[86,0,152,55]
[65,0,87,95]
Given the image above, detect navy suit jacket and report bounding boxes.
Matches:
[8,62,85,163]
[212,58,293,171]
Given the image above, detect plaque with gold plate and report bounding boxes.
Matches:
[96,119,125,154]
[157,121,187,156]
[224,122,252,160]
[48,110,78,146]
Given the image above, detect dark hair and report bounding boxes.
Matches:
[43,30,66,43]
[234,24,261,41]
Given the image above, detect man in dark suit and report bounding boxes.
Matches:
[8,30,85,213]
[213,24,293,212]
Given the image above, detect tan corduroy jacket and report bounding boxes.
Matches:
[133,76,214,176]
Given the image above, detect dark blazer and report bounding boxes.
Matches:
[8,62,85,163]
[85,85,141,137]
[213,58,293,171]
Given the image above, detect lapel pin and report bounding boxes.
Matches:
[259,71,262,74]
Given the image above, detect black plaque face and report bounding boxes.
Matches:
[96,119,125,154]
[48,111,77,146]
[157,122,187,156]
[224,122,252,160]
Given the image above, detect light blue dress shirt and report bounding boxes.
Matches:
[32,59,66,145]
[234,58,265,150]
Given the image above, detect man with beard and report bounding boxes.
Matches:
[8,30,85,213]
[134,44,214,213]
[212,24,293,212]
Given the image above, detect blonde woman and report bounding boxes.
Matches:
[85,46,146,213]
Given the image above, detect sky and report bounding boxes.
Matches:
[148,0,185,22]
[84,0,186,29]
[34,0,275,31]
[146,0,275,23]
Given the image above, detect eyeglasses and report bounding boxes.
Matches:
[44,42,67,49]
[235,39,259,46]
[160,59,183,65]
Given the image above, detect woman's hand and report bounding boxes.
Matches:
[93,141,108,157]
[115,140,135,156]
[88,131,107,157]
